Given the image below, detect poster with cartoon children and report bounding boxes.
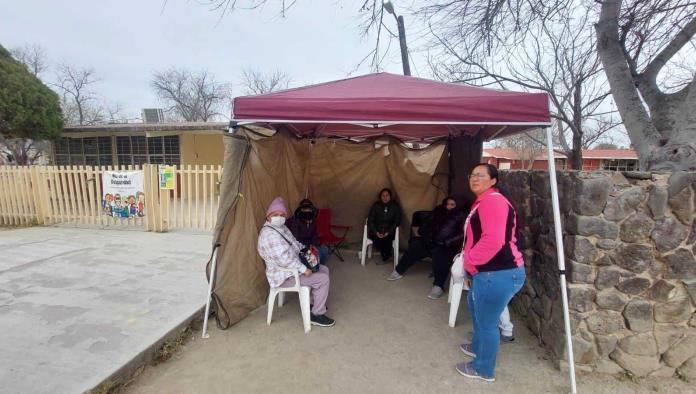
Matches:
[102,171,145,218]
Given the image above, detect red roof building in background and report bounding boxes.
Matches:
[483,148,639,171]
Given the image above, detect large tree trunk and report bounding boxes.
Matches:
[595,0,696,170]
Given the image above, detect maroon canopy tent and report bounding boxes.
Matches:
[209,73,577,393]
[232,72,551,140]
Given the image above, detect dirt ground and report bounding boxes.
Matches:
[125,254,694,394]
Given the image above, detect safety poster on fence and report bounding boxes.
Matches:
[102,171,145,218]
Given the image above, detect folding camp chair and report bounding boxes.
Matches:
[316,208,351,262]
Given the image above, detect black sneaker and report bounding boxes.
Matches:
[310,314,335,327]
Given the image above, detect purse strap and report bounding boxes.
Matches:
[264,224,296,248]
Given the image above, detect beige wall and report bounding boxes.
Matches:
[180,134,224,166]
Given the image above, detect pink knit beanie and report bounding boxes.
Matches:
[265,196,288,217]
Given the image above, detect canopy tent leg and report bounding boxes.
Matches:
[544,126,577,394]
[201,245,220,339]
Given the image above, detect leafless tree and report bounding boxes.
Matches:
[0,138,51,165]
[105,102,129,123]
[494,129,548,169]
[10,44,48,77]
[417,0,696,170]
[151,68,229,121]
[53,64,103,125]
[199,0,298,17]
[595,0,696,170]
[241,69,291,95]
[426,2,620,170]
[594,142,619,150]
[201,0,409,75]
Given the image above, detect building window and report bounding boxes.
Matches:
[115,135,180,165]
[601,159,638,171]
[54,137,113,166]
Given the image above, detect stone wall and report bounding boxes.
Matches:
[502,170,696,379]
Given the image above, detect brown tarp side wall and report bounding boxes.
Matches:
[211,129,448,327]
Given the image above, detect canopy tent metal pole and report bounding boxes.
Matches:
[201,246,220,339]
[544,126,577,394]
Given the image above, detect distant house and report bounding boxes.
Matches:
[52,122,227,166]
[483,148,639,171]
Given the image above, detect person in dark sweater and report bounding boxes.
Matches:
[286,199,329,265]
[387,196,465,299]
[367,188,402,264]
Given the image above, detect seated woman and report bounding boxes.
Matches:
[367,188,402,264]
[257,197,335,327]
[286,198,329,265]
[387,196,464,300]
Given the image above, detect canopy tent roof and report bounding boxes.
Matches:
[232,72,551,141]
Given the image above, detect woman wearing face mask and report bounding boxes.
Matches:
[257,197,335,327]
[367,188,402,264]
[387,196,464,300]
[455,164,525,381]
[286,199,329,265]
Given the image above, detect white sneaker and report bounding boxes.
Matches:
[387,270,403,281]
[427,286,444,299]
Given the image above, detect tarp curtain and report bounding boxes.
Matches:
[211,129,448,327]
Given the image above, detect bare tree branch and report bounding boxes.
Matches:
[10,43,47,77]
[241,68,291,95]
[53,64,102,125]
[151,68,229,121]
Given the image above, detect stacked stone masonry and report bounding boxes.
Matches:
[503,170,696,379]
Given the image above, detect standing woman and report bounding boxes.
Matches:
[367,188,402,264]
[456,164,525,382]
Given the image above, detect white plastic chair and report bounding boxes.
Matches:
[266,266,311,334]
[358,219,399,268]
[448,276,465,327]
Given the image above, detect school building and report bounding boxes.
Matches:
[53,122,227,167]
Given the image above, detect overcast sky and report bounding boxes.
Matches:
[2,0,427,120]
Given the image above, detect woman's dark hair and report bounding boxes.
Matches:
[472,163,499,185]
[441,195,457,207]
[379,188,393,199]
[471,163,514,207]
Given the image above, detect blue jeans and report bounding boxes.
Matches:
[467,266,525,378]
[318,245,329,265]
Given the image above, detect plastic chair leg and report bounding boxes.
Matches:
[267,289,278,326]
[367,244,372,259]
[299,287,311,334]
[448,277,453,303]
[278,292,285,307]
[449,280,464,328]
[393,243,399,268]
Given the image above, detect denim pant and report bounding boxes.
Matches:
[467,266,525,378]
[317,245,329,265]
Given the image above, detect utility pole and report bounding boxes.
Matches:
[383,1,411,76]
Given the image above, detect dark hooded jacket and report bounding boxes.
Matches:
[286,199,319,246]
[429,204,465,250]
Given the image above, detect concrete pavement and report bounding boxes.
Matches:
[0,227,212,394]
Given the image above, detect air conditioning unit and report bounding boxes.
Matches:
[142,108,165,123]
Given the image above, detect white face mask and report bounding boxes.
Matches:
[269,216,286,227]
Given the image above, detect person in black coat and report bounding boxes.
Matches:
[387,196,465,299]
[367,188,402,263]
[286,198,329,265]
